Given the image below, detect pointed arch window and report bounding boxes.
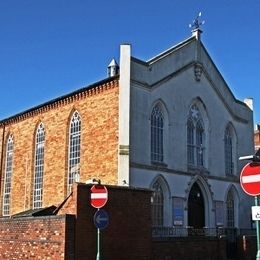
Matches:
[225,127,233,175]
[187,119,195,164]
[68,111,81,193]
[151,104,164,163]
[196,120,204,166]
[2,135,14,216]
[187,105,205,167]
[151,180,164,226]
[226,190,235,227]
[33,123,45,209]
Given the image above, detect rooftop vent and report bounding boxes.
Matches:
[107,58,119,77]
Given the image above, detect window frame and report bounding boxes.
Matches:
[67,111,81,193]
[151,180,164,226]
[151,104,164,163]
[225,127,233,175]
[2,135,14,216]
[33,123,45,209]
[187,105,205,167]
[226,190,235,227]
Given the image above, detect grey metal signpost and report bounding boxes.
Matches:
[94,209,109,260]
[90,184,108,260]
[254,197,260,260]
[239,150,260,260]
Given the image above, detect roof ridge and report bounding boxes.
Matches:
[0,76,119,125]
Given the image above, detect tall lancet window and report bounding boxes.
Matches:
[187,105,205,167]
[151,180,164,226]
[3,135,14,216]
[226,190,235,227]
[33,123,45,209]
[151,104,164,163]
[68,111,81,193]
[187,119,195,165]
[196,120,204,166]
[225,127,233,175]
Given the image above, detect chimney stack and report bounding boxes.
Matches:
[244,98,254,111]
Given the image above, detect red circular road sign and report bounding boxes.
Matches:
[240,162,260,196]
[90,185,108,208]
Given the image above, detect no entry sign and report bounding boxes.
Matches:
[240,163,260,196]
[90,185,108,208]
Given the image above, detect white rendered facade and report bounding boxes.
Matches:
[118,31,254,229]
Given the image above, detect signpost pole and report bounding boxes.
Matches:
[90,184,108,260]
[239,152,260,260]
[255,196,260,260]
[96,227,101,260]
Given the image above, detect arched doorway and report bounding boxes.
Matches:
[188,182,205,228]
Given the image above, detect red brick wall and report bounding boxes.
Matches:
[57,183,152,260]
[0,78,119,215]
[237,235,257,260]
[0,127,4,204]
[152,238,227,260]
[0,183,152,260]
[0,214,75,260]
[0,183,256,260]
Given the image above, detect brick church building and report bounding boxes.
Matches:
[0,28,255,231]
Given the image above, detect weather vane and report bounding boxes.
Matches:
[189,12,205,30]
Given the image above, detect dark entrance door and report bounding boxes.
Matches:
[188,183,205,228]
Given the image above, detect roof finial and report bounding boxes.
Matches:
[189,12,205,40]
[107,58,119,77]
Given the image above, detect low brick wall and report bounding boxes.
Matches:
[1,184,255,259]
[152,237,227,260]
[237,235,257,260]
[0,184,152,260]
[59,183,152,260]
[0,214,75,260]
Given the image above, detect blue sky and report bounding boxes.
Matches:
[1,1,260,125]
